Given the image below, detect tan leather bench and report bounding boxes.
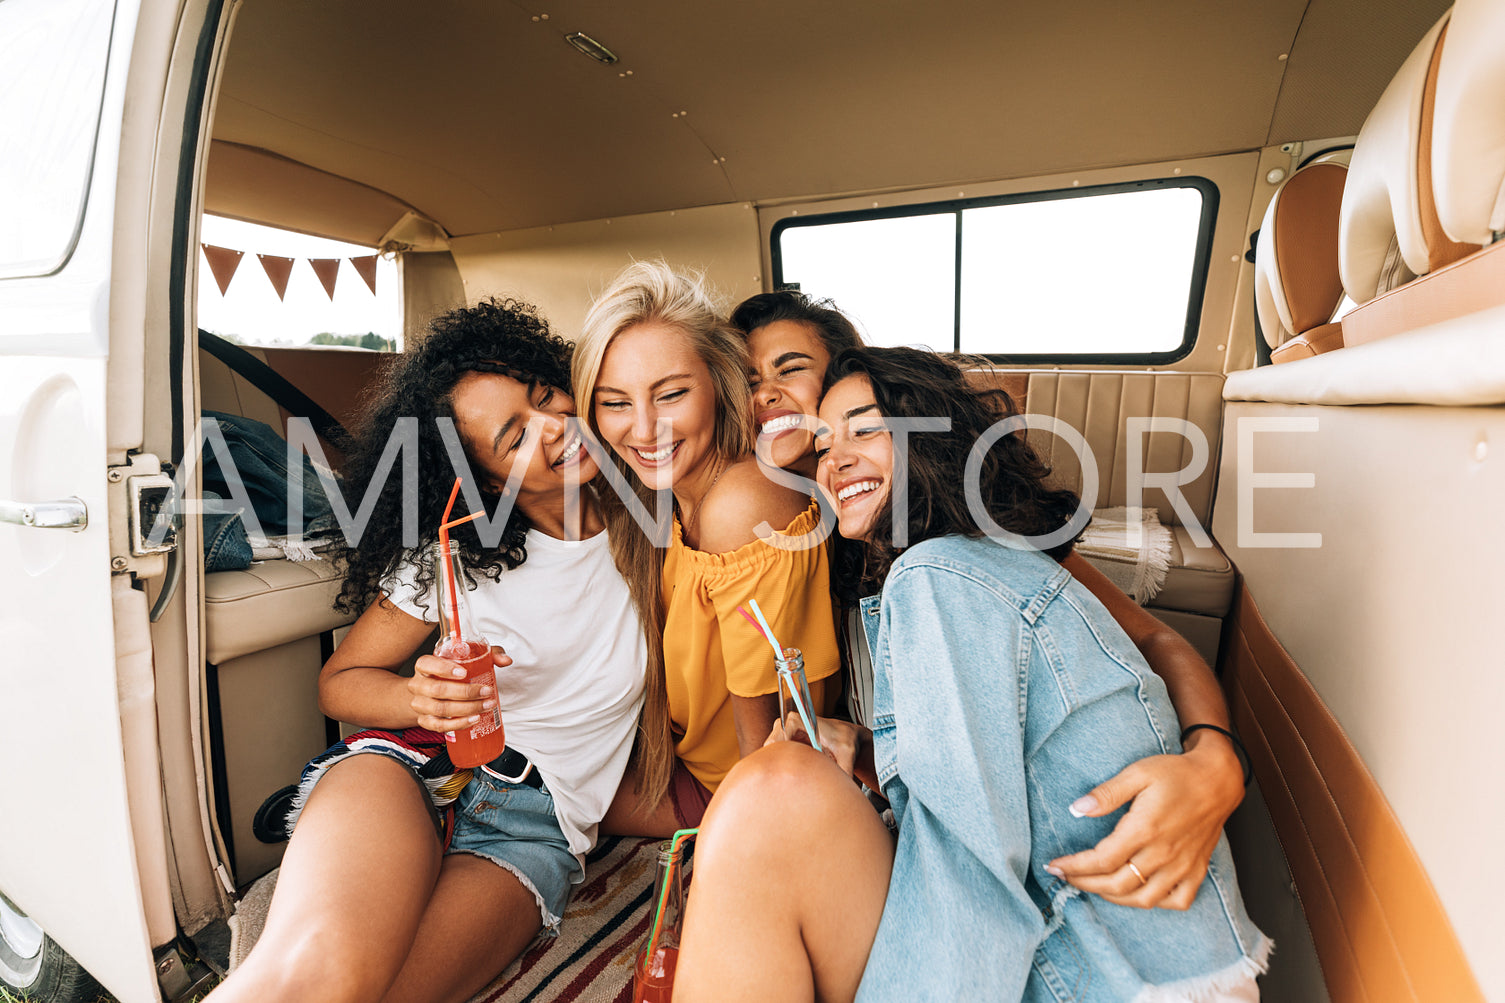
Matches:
[972,369,1235,650]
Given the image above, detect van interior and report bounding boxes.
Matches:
[25,0,1505,999]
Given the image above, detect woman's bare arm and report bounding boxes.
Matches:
[318,597,507,732]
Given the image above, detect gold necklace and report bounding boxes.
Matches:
[681,455,728,547]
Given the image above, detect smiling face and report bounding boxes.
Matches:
[590,321,720,495]
[448,371,595,512]
[814,374,893,541]
[746,319,831,472]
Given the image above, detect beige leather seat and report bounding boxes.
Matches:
[1333,5,1505,349]
[973,369,1234,662]
[1432,0,1505,248]
[1254,161,1348,364]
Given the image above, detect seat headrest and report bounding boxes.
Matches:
[1339,12,1451,304]
[1255,163,1348,347]
[1432,0,1505,245]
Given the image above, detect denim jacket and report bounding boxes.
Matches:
[854,535,1269,1002]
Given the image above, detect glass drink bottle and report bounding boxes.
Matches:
[633,840,685,1003]
[774,646,822,752]
[433,541,507,768]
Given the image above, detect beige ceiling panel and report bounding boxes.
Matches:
[566,0,1302,200]
[1266,0,1454,144]
[202,140,413,246]
[213,0,736,236]
[214,0,1309,236]
[449,202,762,342]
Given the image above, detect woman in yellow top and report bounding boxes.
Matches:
[574,261,840,831]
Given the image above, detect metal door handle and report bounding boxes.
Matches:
[0,497,88,531]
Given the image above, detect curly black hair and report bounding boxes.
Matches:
[331,298,575,616]
[823,346,1084,601]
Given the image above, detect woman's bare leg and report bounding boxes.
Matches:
[675,743,895,1003]
[378,852,544,1003]
[207,755,443,1003]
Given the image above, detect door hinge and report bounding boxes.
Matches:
[153,940,217,1001]
[108,453,177,578]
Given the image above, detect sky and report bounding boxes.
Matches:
[197,215,402,347]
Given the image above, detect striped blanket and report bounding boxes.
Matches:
[468,835,669,1003]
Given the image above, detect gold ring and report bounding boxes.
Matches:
[1127,861,1147,886]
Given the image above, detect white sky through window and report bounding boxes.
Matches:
[197,215,402,347]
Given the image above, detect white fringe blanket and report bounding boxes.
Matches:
[1076,506,1173,605]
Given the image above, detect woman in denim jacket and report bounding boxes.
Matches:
[675,347,1270,1002]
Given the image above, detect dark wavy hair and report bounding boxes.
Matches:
[331,298,574,616]
[823,346,1084,600]
[730,289,865,356]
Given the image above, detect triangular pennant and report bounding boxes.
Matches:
[202,244,244,296]
[257,254,296,300]
[308,258,341,300]
[350,254,378,295]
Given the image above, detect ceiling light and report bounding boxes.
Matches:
[565,32,618,65]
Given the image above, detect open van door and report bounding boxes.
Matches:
[0,0,163,1000]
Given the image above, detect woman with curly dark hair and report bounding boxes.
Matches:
[729,294,1251,917]
[673,347,1269,1003]
[210,299,648,1003]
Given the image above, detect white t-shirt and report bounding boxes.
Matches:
[383,527,646,867]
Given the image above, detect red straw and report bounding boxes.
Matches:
[736,605,767,638]
[439,479,465,640]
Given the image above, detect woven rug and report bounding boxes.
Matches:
[468,835,666,1003]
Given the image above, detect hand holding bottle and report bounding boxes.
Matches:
[407,645,510,733]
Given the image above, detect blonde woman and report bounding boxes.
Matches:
[577,262,841,833]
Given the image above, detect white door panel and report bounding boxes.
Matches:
[0,0,160,999]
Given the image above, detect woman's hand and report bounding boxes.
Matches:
[1045,734,1244,910]
[406,645,511,734]
[765,713,873,783]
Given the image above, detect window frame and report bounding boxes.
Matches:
[769,175,1220,365]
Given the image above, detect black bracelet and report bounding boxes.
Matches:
[1180,723,1253,787]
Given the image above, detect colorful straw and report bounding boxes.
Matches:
[745,600,785,662]
[438,478,483,643]
[739,601,821,751]
[645,827,699,963]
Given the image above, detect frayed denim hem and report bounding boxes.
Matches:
[1131,932,1273,1002]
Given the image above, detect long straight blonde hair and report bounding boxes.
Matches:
[573,261,754,806]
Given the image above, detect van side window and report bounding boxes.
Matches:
[0,0,117,279]
[772,178,1216,364]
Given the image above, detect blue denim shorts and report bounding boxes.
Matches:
[449,770,580,935]
[288,729,579,935]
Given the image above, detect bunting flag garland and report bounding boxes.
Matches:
[199,244,382,299]
[202,244,245,295]
[351,254,379,295]
[256,254,296,300]
[308,258,342,300]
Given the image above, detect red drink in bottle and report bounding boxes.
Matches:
[433,542,508,768]
[632,946,678,1003]
[632,840,686,1003]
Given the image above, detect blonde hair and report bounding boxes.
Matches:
[572,260,754,806]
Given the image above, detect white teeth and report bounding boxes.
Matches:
[760,414,804,435]
[636,443,675,462]
[555,436,582,465]
[837,480,881,502]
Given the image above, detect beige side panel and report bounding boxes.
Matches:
[402,251,467,342]
[1212,401,1505,1000]
[450,203,763,341]
[213,637,329,885]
